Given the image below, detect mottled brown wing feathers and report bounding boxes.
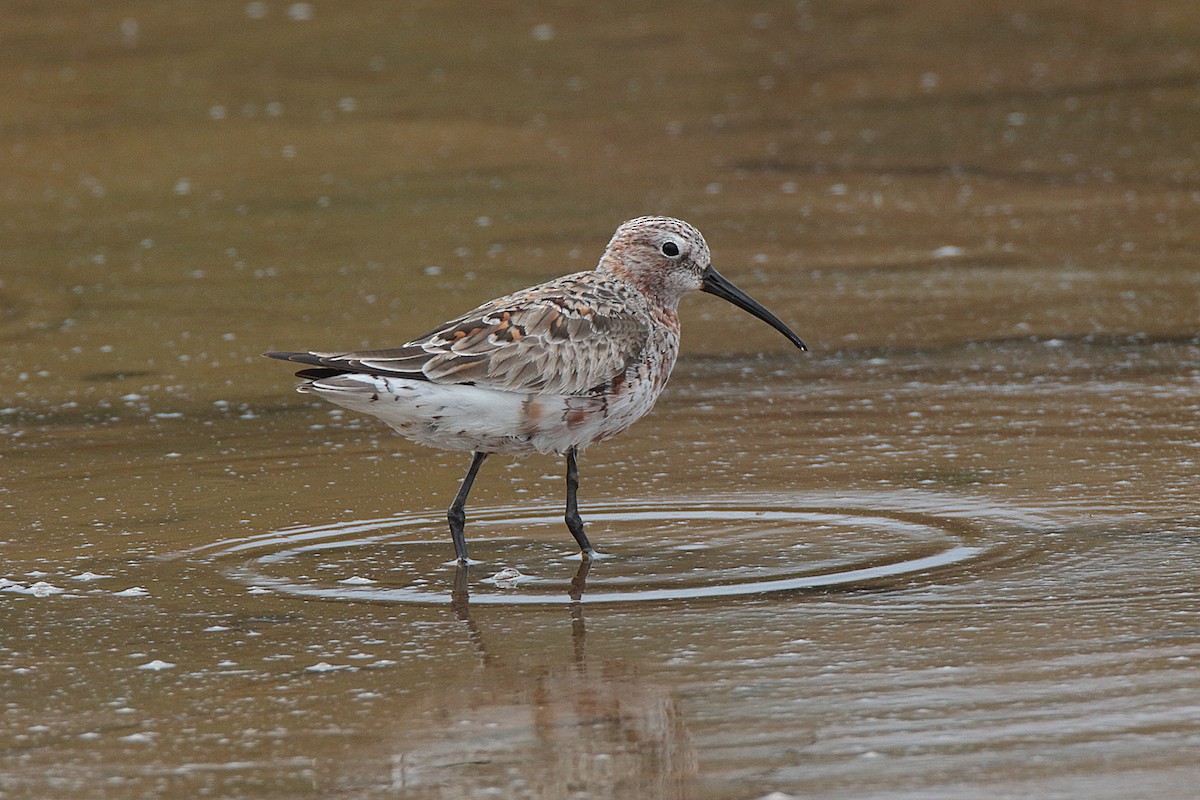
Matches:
[267,276,649,396]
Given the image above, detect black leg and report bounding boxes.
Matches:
[564,446,596,558]
[448,451,488,564]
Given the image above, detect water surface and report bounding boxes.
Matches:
[2,2,1199,798]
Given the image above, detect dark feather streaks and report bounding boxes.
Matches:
[264,272,651,397]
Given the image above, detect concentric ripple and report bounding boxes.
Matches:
[183,492,1054,605]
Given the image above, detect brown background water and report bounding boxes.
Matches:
[2,1,1198,798]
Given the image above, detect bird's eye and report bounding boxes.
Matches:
[661,241,680,257]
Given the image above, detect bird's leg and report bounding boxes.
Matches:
[564,446,596,559]
[448,451,488,564]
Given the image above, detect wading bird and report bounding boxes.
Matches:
[266,216,806,563]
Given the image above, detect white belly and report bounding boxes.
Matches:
[300,372,662,456]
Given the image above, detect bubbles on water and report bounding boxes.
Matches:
[72,571,111,581]
[286,3,313,22]
[118,733,155,744]
[2,580,65,597]
[487,567,528,588]
[119,17,139,46]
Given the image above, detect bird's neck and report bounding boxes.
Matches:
[595,258,683,311]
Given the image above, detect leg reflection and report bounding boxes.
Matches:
[450,563,491,664]
[375,558,698,797]
[568,558,592,602]
[569,559,591,665]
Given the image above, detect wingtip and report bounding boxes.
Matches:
[263,351,323,366]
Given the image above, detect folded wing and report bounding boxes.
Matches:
[266,275,649,396]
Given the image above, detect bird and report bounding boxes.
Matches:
[265,216,807,564]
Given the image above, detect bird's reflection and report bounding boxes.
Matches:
[450,559,592,664]
[568,559,589,664]
[380,559,697,798]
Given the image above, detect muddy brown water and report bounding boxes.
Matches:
[3,2,1199,798]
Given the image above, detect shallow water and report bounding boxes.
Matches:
[3,2,1200,798]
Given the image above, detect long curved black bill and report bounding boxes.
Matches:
[700,266,808,351]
